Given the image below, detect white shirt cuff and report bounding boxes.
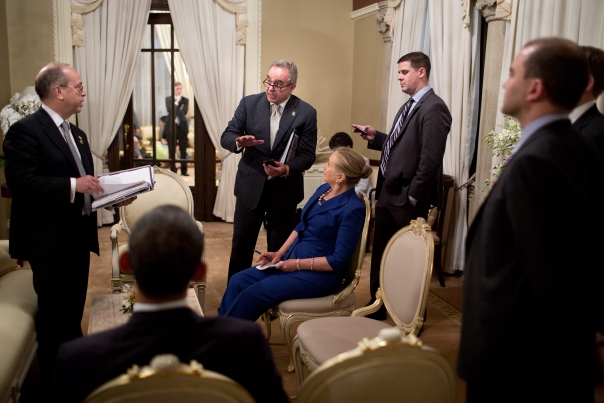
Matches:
[70,178,76,203]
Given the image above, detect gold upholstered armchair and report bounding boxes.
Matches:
[262,192,371,372]
[296,327,455,403]
[110,166,206,310]
[84,354,254,403]
[291,218,434,395]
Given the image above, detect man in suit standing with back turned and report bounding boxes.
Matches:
[457,37,604,402]
[3,62,135,388]
[354,52,452,319]
[221,60,317,280]
[571,45,604,161]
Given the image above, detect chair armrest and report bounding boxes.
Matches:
[351,289,383,317]
[332,273,360,305]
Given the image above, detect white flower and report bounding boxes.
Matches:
[1,92,42,136]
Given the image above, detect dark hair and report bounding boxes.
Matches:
[329,132,354,149]
[335,147,372,187]
[269,60,298,84]
[129,205,204,298]
[522,38,589,110]
[581,45,604,98]
[397,52,431,79]
[35,62,70,100]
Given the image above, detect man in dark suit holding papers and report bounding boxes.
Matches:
[221,60,317,279]
[3,62,135,387]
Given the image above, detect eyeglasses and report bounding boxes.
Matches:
[59,84,85,94]
[262,79,293,91]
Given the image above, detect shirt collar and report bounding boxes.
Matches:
[270,96,290,110]
[133,298,188,313]
[41,103,65,128]
[512,114,568,154]
[407,86,431,113]
[569,100,595,123]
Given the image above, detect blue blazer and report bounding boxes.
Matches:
[283,183,366,287]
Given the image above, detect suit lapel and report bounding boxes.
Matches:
[273,96,299,151]
[37,109,81,174]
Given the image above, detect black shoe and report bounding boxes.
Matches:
[181,173,189,176]
[365,305,387,320]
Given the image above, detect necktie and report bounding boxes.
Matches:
[60,121,92,215]
[380,98,415,175]
[270,104,282,149]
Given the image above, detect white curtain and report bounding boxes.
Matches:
[494,0,604,167]
[74,0,151,225]
[428,0,474,273]
[156,25,194,114]
[387,0,430,124]
[168,0,245,223]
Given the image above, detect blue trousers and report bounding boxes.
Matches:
[218,267,339,321]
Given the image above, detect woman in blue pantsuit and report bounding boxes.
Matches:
[219,148,372,321]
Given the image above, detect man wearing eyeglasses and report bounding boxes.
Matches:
[3,62,135,388]
[221,60,317,280]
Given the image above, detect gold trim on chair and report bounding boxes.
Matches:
[295,328,455,403]
[109,166,206,310]
[84,354,254,403]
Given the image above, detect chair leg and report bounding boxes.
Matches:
[292,337,306,399]
[434,244,445,287]
[262,311,272,340]
[280,315,298,372]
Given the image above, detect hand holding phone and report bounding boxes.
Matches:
[264,159,276,167]
[352,125,368,135]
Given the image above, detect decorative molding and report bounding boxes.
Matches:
[350,2,380,21]
[476,0,512,23]
[375,1,391,43]
[215,0,248,45]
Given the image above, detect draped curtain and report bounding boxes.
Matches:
[168,0,245,223]
[73,0,151,225]
[428,0,475,272]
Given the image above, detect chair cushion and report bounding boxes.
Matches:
[296,317,391,365]
[279,292,355,314]
[0,270,37,316]
[0,305,36,397]
[0,247,19,277]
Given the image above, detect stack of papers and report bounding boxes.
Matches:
[92,165,155,211]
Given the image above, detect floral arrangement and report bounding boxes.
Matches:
[484,116,521,188]
[119,284,137,314]
[0,92,42,136]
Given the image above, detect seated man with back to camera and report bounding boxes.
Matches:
[52,205,288,403]
[329,131,372,196]
[219,148,372,321]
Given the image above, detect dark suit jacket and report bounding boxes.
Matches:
[163,95,189,137]
[3,108,98,261]
[221,93,317,210]
[457,119,604,399]
[370,89,451,209]
[53,308,288,403]
[573,103,604,161]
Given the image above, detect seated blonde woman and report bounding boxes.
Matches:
[219,148,372,321]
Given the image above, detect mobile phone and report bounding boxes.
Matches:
[264,159,276,167]
[352,125,368,135]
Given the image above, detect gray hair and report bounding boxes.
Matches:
[270,59,298,84]
[35,62,70,100]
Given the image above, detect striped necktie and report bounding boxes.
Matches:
[60,121,92,215]
[380,98,414,175]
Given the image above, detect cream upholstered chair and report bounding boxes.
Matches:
[262,192,371,372]
[296,327,455,403]
[291,218,434,394]
[110,166,206,309]
[83,354,254,403]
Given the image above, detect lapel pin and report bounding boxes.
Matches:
[78,135,84,144]
[292,111,296,116]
